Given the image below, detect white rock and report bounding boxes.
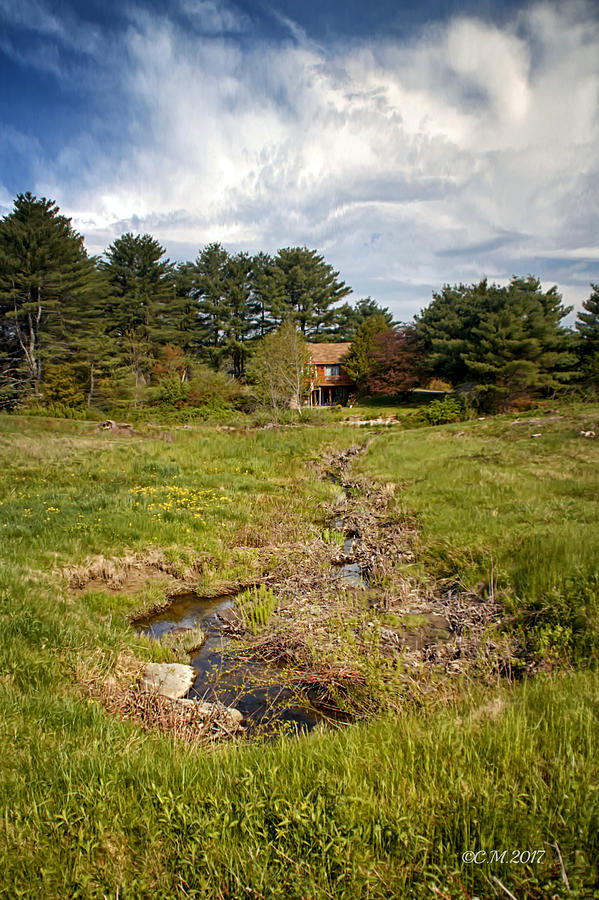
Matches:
[176,698,244,725]
[140,662,195,700]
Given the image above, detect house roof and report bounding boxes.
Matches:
[307,342,352,365]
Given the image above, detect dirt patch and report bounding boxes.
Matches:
[63,548,205,592]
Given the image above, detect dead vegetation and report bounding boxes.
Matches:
[217,443,517,716]
[83,651,243,744]
[63,548,204,593]
[63,549,260,621]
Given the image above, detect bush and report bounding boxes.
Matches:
[42,364,86,409]
[155,376,191,409]
[22,402,89,420]
[417,395,469,425]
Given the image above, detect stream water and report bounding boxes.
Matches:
[137,592,325,732]
[137,494,367,732]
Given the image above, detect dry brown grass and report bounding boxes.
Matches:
[82,650,243,744]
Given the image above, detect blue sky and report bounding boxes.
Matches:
[0,0,598,320]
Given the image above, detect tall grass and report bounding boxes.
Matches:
[235,584,278,633]
[0,410,597,898]
[356,407,599,663]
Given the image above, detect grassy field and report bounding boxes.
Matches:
[0,409,597,898]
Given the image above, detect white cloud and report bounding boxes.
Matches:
[180,0,250,33]
[26,0,599,317]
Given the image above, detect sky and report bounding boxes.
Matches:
[0,0,598,321]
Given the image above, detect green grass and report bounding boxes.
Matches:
[0,409,598,898]
[355,405,599,664]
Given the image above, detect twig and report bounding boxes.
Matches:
[491,875,519,900]
[553,841,570,892]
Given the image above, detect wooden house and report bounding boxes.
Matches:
[307,342,355,406]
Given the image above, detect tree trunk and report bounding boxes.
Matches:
[87,361,95,407]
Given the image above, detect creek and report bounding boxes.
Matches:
[137,458,369,733]
[137,591,323,732]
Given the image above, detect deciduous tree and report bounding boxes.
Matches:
[246,321,312,412]
[363,325,422,396]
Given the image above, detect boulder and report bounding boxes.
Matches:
[140,662,195,700]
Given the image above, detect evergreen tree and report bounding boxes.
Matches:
[414,276,575,405]
[221,251,259,376]
[250,251,284,336]
[331,297,394,340]
[99,232,178,383]
[189,242,230,360]
[414,280,489,385]
[576,284,599,384]
[0,192,101,399]
[271,247,351,338]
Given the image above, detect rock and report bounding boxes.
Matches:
[198,702,244,726]
[140,662,195,700]
[177,698,244,726]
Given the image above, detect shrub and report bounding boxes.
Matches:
[155,376,191,409]
[42,364,86,409]
[417,395,469,425]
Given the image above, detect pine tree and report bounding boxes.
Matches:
[414,276,575,405]
[0,192,101,399]
[271,247,351,338]
[221,252,258,376]
[330,297,394,341]
[250,252,284,337]
[576,284,599,383]
[189,243,230,361]
[414,280,489,385]
[99,232,177,384]
[342,311,392,391]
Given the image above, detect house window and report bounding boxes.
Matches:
[325,365,340,377]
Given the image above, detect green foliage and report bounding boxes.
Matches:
[247,321,312,411]
[416,394,469,425]
[155,376,192,409]
[415,277,576,407]
[576,284,599,385]
[321,527,345,546]
[42,364,86,409]
[235,584,278,633]
[0,192,102,397]
[342,312,391,389]
[271,247,352,338]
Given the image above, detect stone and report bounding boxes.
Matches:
[177,698,244,727]
[140,662,195,700]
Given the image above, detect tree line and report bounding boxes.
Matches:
[0,193,390,412]
[344,276,598,409]
[0,191,597,415]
